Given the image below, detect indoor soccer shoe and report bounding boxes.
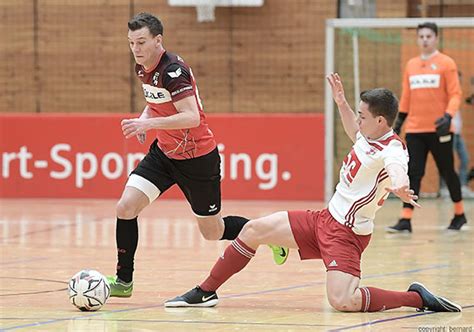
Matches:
[447,214,467,230]
[164,286,218,307]
[408,282,461,312]
[386,218,412,233]
[106,275,133,298]
[269,245,289,265]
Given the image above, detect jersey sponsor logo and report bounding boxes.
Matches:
[409,74,440,90]
[142,84,172,104]
[167,67,182,78]
[171,86,193,97]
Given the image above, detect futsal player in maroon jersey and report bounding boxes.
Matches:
[107,12,288,297]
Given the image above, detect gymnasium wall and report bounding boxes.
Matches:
[1,0,473,197]
[0,0,335,115]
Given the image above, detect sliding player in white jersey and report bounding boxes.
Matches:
[165,73,462,314]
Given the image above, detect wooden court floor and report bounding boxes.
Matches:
[0,198,473,331]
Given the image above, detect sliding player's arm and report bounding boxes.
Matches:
[326,73,359,143]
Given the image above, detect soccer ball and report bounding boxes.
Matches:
[68,270,110,311]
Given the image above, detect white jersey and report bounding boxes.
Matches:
[328,130,409,235]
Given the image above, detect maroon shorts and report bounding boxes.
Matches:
[288,208,371,278]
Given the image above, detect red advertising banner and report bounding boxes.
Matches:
[0,113,324,200]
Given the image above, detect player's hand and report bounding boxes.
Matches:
[326,73,347,105]
[121,118,150,139]
[137,132,146,144]
[385,185,421,208]
[434,113,452,136]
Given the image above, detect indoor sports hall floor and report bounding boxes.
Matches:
[0,198,472,331]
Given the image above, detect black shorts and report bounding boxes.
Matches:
[131,140,221,216]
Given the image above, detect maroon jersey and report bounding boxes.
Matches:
[136,51,216,159]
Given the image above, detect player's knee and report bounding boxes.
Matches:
[197,215,222,241]
[327,294,354,312]
[116,199,140,219]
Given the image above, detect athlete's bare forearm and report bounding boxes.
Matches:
[144,111,199,130]
[139,105,155,120]
[327,73,358,142]
[385,163,420,208]
[336,99,358,143]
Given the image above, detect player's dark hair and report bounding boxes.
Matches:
[360,88,399,127]
[128,12,163,36]
[417,22,438,36]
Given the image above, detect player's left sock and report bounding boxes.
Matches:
[116,217,138,283]
[200,237,255,292]
[359,286,423,312]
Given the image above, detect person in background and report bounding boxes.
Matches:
[387,22,467,233]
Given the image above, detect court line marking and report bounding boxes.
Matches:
[0,288,68,297]
[2,263,467,331]
[0,223,74,241]
[329,304,474,331]
[0,318,341,329]
[222,263,450,299]
[0,257,50,266]
[0,277,67,297]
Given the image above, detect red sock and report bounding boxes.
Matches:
[360,287,423,312]
[200,238,256,292]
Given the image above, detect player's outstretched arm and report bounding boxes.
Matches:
[385,163,421,208]
[326,73,359,143]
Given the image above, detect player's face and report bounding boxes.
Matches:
[128,27,162,69]
[417,28,438,54]
[357,101,385,140]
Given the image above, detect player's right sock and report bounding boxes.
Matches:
[200,238,255,292]
[106,275,133,298]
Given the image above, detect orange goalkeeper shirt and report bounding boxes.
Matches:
[399,51,462,133]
